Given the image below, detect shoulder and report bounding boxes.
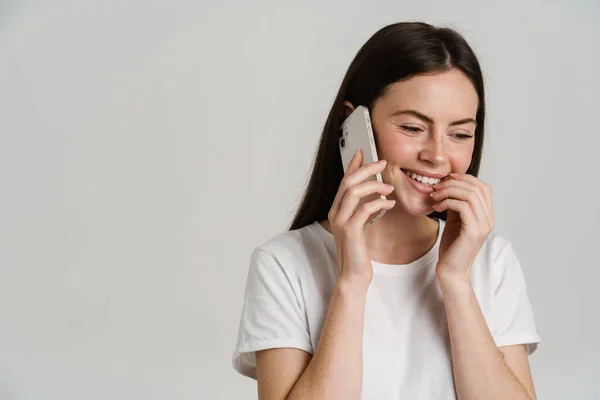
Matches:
[469,229,533,314]
[474,229,522,282]
[481,229,516,262]
[254,222,321,257]
[250,222,331,276]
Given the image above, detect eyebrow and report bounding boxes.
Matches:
[390,109,477,127]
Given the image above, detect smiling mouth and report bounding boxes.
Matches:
[401,169,444,186]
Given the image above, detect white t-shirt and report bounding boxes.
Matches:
[232,218,540,399]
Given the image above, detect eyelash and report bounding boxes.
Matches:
[400,125,473,140]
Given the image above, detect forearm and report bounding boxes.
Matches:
[438,274,533,400]
[287,280,368,400]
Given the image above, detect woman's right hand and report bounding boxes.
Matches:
[327,150,397,288]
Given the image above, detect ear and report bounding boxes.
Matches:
[341,100,355,119]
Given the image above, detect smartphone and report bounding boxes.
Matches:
[339,105,387,226]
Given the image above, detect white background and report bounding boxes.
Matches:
[0,0,598,398]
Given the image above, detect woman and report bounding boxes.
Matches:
[232,21,540,399]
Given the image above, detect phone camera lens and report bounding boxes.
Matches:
[340,138,345,147]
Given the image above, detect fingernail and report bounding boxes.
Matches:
[449,173,458,177]
[353,150,360,158]
[377,159,387,165]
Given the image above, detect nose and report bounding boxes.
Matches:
[419,133,447,166]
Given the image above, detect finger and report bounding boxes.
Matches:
[432,198,478,230]
[332,156,387,217]
[347,149,364,174]
[337,181,395,223]
[447,173,493,208]
[432,179,489,219]
[346,198,396,233]
[430,186,487,223]
[331,150,364,216]
[444,174,493,222]
[344,159,387,188]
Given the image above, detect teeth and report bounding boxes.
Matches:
[403,169,441,186]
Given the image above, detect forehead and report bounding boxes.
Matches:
[376,69,479,120]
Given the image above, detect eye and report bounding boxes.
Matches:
[400,125,422,133]
[453,133,474,140]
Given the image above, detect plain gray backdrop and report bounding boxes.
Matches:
[0,0,599,399]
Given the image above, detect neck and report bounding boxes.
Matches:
[363,206,438,264]
[319,207,439,265]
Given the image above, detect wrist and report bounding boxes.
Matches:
[335,278,371,296]
[436,269,471,290]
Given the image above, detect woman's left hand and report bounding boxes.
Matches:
[430,173,495,283]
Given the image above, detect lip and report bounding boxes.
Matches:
[402,169,436,194]
[401,168,448,179]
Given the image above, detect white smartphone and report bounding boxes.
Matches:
[339,105,387,227]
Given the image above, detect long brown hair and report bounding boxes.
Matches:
[289,22,486,231]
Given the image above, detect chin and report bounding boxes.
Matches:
[386,174,435,216]
[395,196,435,216]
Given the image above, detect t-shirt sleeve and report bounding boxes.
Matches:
[491,241,541,355]
[232,248,313,380]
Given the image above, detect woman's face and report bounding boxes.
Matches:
[364,68,479,216]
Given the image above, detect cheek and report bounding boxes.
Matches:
[450,146,475,173]
[376,136,415,163]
